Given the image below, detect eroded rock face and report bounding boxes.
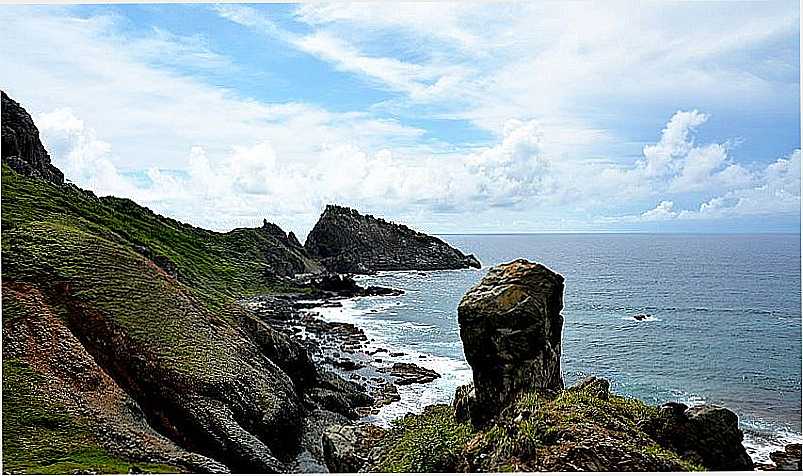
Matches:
[1,91,64,184]
[644,402,753,470]
[304,205,481,273]
[457,259,564,426]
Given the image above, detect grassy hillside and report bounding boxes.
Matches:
[2,165,316,310]
[1,165,321,473]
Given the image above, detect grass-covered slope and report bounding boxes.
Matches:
[371,387,705,472]
[1,164,325,473]
[2,165,318,310]
[3,358,178,475]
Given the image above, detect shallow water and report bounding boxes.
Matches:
[315,233,802,463]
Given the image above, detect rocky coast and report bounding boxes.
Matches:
[2,90,800,473]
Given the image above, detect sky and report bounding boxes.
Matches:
[0,2,800,237]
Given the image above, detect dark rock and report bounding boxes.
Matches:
[322,424,386,473]
[769,443,802,471]
[1,91,64,184]
[377,362,441,385]
[452,383,476,423]
[569,376,610,399]
[304,204,481,273]
[133,245,179,279]
[238,312,317,388]
[644,403,753,470]
[457,259,564,426]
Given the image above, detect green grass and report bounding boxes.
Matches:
[374,405,475,472]
[1,165,318,472]
[2,359,179,474]
[1,165,315,311]
[373,389,705,472]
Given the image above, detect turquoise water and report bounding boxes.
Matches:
[317,234,801,462]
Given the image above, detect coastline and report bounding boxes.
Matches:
[291,270,801,466]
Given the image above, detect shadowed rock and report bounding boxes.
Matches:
[457,258,564,426]
[643,402,753,470]
[2,91,64,184]
[304,204,481,273]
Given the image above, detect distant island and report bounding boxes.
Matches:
[1,90,798,473]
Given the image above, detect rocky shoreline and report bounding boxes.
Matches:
[239,279,444,421]
[244,266,801,473]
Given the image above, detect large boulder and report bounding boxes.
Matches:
[644,402,753,470]
[457,259,564,426]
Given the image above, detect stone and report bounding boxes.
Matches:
[769,443,801,471]
[377,362,441,385]
[304,204,481,273]
[322,424,386,473]
[569,376,610,399]
[457,259,565,426]
[1,91,64,184]
[452,383,476,423]
[643,403,753,470]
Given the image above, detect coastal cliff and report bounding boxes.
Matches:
[1,91,63,184]
[1,92,370,473]
[305,204,481,273]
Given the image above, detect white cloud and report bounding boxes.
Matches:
[3,5,798,234]
[612,149,800,223]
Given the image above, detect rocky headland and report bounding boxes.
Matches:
[304,204,481,273]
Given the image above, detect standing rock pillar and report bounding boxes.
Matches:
[456,259,565,426]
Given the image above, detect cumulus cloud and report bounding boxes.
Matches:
[5,5,798,234]
[612,149,800,223]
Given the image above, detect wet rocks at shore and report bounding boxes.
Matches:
[764,443,802,471]
[377,362,441,385]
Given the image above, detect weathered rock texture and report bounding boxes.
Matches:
[305,205,481,273]
[457,259,564,426]
[2,90,64,184]
[644,402,754,470]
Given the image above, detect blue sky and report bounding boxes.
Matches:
[0,2,799,236]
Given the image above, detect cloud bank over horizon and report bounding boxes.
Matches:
[1,3,799,236]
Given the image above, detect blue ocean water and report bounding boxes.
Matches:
[315,233,801,462]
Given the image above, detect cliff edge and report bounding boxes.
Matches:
[1,91,64,183]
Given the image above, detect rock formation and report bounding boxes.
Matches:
[644,402,754,470]
[456,259,564,426]
[304,204,481,273]
[1,90,64,184]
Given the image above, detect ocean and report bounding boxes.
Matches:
[312,233,802,463]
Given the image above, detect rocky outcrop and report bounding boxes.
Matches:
[769,443,802,471]
[457,259,564,426]
[1,91,64,184]
[304,204,481,273]
[643,402,754,470]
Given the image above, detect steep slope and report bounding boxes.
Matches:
[1,91,63,183]
[305,205,481,273]
[0,93,361,473]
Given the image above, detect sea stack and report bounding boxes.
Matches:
[304,204,481,273]
[456,259,564,426]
